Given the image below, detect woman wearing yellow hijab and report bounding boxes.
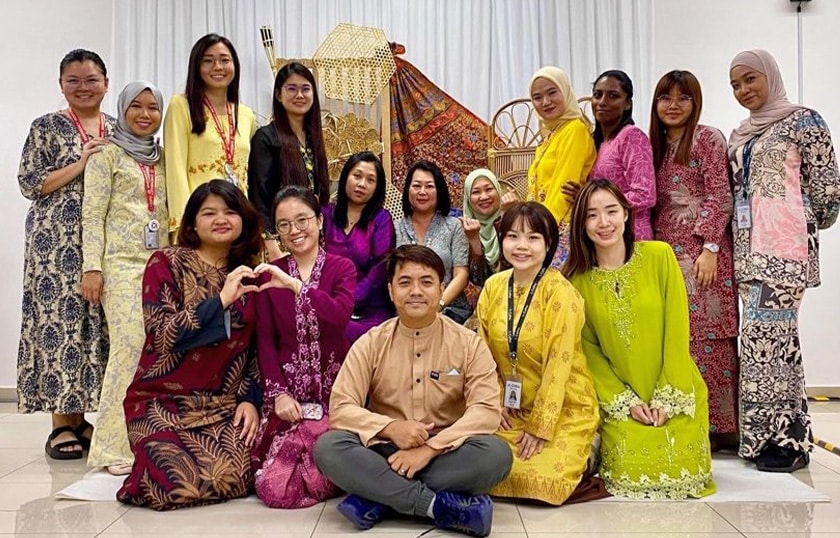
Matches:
[527,66,596,266]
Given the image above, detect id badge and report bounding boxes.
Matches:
[735,198,752,230]
[144,221,160,250]
[224,163,239,186]
[504,374,522,410]
[300,402,324,421]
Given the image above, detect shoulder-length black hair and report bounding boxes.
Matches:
[402,160,451,217]
[562,178,635,280]
[177,179,263,268]
[498,202,560,270]
[592,69,635,150]
[333,152,387,229]
[271,62,330,204]
[184,33,241,136]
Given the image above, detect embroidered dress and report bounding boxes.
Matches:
[395,214,472,322]
[570,241,715,499]
[322,205,395,342]
[527,118,596,265]
[476,269,601,505]
[589,125,657,240]
[653,125,739,435]
[163,94,258,231]
[729,109,840,458]
[251,250,356,508]
[117,248,261,511]
[82,143,169,467]
[16,111,115,414]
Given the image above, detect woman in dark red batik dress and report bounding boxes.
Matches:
[117,180,264,510]
[649,70,740,448]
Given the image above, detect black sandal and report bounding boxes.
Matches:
[74,419,94,451]
[45,426,83,460]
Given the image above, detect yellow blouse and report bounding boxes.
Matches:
[527,118,596,223]
[163,94,258,231]
[476,268,600,504]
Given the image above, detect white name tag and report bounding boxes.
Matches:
[504,378,522,410]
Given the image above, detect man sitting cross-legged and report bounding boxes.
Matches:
[314,244,512,537]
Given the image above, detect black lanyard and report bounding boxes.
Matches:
[507,267,546,372]
[738,137,758,199]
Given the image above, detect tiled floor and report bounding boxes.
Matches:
[2,402,840,537]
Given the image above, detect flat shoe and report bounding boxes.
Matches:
[45,426,83,460]
[74,419,94,451]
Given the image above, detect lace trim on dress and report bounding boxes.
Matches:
[601,467,713,500]
[601,388,644,422]
[650,384,696,418]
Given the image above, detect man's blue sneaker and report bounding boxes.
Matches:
[336,494,389,530]
[432,491,493,537]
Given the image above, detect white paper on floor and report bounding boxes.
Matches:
[55,470,125,501]
[600,454,830,503]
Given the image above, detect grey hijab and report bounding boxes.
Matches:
[111,81,163,165]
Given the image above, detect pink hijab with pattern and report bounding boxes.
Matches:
[728,49,807,149]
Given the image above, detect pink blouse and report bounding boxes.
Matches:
[589,125,657,239]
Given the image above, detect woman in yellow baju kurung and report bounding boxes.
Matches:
[476,202,603,505]
[527,66,597,266]
[82,82,169,472]
[164,34,258,233]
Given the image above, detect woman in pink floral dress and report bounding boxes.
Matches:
[649,70,739,448]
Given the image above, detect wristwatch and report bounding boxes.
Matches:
[439,299,446,311]
[703,242,720,253]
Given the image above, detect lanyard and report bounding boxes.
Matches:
[67,109,104,145]
[738,137,758,199]
[203,96,236,165]
[506,267,546,372]
[138,163,156,213]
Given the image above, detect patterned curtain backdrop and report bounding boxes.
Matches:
[389,54,491,211]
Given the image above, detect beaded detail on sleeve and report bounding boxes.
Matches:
[601,387,644,422]
[587,248,644,347]
[650,385,696,418]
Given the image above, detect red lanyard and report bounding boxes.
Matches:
[202,96,235,165]
[138,163,156,213]
[67,108,104,145]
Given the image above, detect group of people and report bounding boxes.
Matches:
[16,28,839,537]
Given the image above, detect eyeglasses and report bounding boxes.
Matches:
[656,94,693,106]
[275,215,317,235]
[201,57,233,67]
[282,84,313,96]
[62,77,104,89]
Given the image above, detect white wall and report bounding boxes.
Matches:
[0,0,114,393]
[654,0,840,388]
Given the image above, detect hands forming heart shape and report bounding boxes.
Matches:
[218,263,301,308]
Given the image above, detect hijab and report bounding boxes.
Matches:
[529,66,587,137]
[463,168,502,266]
[111,81,163,165]
[728,49,807,149]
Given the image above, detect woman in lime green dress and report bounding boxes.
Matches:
[563,179,715,499]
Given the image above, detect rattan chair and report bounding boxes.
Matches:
[487,98,542,201]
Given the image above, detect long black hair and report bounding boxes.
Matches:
[402,160,451,217]
[184,33,241,135]
[333,152,387,229]
[271,62,330,204]
[592,69,635,150]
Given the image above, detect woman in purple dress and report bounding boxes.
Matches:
[322,152,395,342]
[251,185,356,508]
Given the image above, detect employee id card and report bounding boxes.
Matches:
[735,198,752,230]
[504,372,522,410]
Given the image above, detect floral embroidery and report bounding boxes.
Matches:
[298,143,315,192]
[587,248,644,347]
[601,387,643,422]
[649,385,696,418]
[601,467,713,500]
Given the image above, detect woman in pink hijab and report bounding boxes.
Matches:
[728,49,840,472]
